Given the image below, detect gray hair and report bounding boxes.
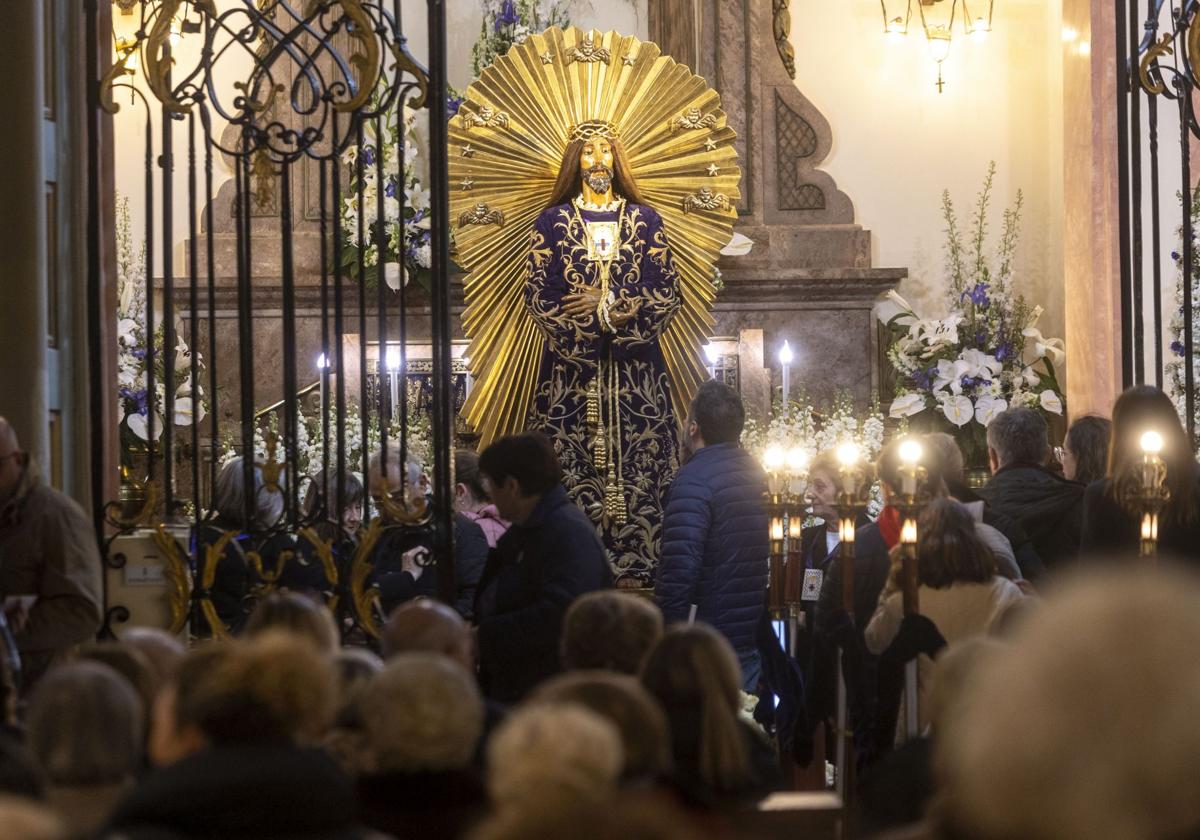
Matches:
[26,662,143,786]
[366,447,422,494]
[359,653,483,773]
[985,407,1048,468]
[214,457,286,528]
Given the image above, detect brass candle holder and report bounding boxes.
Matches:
[1135,430,1170,559]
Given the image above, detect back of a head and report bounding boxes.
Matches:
[359,653,482,775]
[367,448,423,496]
[215,457,286,529]
[985,407,1048,469]
[27,662,143,787]
[455,449,490,503]
[877,437,940,495]
[243,590,339,655]
[923,432,966,487]
[332,648,383,723]
[469,791,704,840]
[1064,415,1112,486]
[640,624,749,792]
[561,591,664,674]
[0,797,65,840]
[381,599,471,667]
[1109,385,1197,525]
[532,671,672,781]
[118,626,185,684]
[937,565,1200,839]
[173,634,337,747]
[916,498,997,588]
[487,704,622,816]
[478,432,562,497]
[75,642,157,733]
[688,379,745,445]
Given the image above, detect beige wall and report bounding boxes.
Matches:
[786,0,1066,358]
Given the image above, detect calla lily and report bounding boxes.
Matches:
[1040,390,1064,415]
[719,232,755,257]
[889,393,926,418]
[941,395,974,427]
[1025,305,1044,329]
[1023,326,1066,366]
[383,262,408,292]
[127,412,164,441]
[174,396,206,426]
[974,396,1008,427]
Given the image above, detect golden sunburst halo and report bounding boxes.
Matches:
[450,26,741,446]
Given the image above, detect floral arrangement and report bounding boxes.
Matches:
[881,163,1064,467]
[470,0,570,78]
[1168,186,1200,438]
[339,100,433,292]
[115,196,206,454]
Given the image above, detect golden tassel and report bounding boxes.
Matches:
[592,424,608,471]
[586,377,601,429]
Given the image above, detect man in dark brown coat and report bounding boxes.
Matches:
[0,418,101,692]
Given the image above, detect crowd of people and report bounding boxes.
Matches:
[0,380,1198,838]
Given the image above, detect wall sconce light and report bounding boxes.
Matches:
[918,0,958,93]
[880,0,911,36]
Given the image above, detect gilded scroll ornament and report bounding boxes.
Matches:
[773,0,797,79]
[350,519,385,639]
[566,33,612,64]
[251,149,277,211]
[669,108,719,134]
[298,528,339,589]
[1140,31,1173,95]
[151,525,193,636]
[199,530,236,640]
[389,40,430,109]
[683,187,731,214]
[461,106,510,130]
[233,79,285,115]
[257,431,286,494]
[105,472,158,529]
[143,0,195,114]
[458,203,506,228]
[100,50,135,116]
[304,0,382,113]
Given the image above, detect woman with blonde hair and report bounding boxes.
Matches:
[640,624,778,808]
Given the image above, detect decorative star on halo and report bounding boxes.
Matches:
[706,163,719,177]
[460,177,475,191]
[461,144,475,158]
[540,51,554,65]
[704,137,718,152]
[622,53,637,66]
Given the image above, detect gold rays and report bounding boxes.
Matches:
[449,27,741,446]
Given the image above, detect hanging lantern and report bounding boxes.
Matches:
[961,0,994,39]
[919,0,958,92]
[880,0,912,36]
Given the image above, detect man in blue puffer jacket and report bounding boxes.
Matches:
[657,379,769,690]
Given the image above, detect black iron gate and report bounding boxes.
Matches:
[85,0,454,641]
[1117,0,1198,442]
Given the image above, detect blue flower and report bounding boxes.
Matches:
[494,0,518,31]
[363,146,375,167]
[1172,340,1187,357]
[967,282,990,308]
[132,347,146,360]
[447,95,464,117]
[994,342,1015,362]
[385,181,397,199]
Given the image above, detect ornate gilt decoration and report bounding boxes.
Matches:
[669,108,719,134]
[449,26,740,445]
[251,149,277,212]
[565,33,612,64]
[541,50,555,65]
[1141,31,1173,95]
[683,187,731,214]
[461,144,476,158]
[198,530,236,641]
[773,0,797,79]
[248,546,290,587]
[461,106,510,131]
[304,0,381,112]
[458,203,506,228]
[297,528,339,590]
[389,40,430,109]
[233,78,285,114]
[114,0,140,14]
[100,51,134,115]
[349,519,385,639]
[256,431,286,494]
[151,525,193,636]
[144,0,217,115]
[460,177,475,191]
[104,473,159,529]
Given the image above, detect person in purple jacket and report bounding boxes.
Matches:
[656,380,769,691]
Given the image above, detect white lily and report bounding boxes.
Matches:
[934,359,972,394]
[1040,390,1064,415]
[877,289,918,328]
[1023,326,1066,366]
[117,318,140,345]
[959,347,1003,380]
[941,395,974,427]
[719,232,755,257]
[974,396,1008,427]
[173,395,206,426]
[383,262,408,291]
[889,393,926,419]
[127,411,164,441]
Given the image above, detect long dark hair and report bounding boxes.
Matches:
[917,499,997,589]
[1108,385,1199,525]
[1065,415,1111,486]
[546,137,646,209]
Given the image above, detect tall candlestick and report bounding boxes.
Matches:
[778,340,793,408]
[317,353,329,425]
[386,346,402,420]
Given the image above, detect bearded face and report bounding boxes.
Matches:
[579,138,615,196]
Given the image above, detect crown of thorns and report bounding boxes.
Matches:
[569,120,620,143]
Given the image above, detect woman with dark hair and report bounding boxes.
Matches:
[282,468,365,597]
[1081,386,1200,559]
[865,499,1025,740]
[1062,415,1112,487]
[640,624,779,809]
[454,449,509,549]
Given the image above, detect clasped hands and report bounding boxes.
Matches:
[562,287,642,328]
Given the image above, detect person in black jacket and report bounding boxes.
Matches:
[366,448,489,620]
[1081,385,1200,560]
[474,432,612,703]
[978,407,1085,570]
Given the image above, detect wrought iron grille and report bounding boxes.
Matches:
[85,0,453,641]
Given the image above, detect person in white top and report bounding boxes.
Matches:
[864,498,1025,741]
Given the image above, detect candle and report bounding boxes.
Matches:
[839,517,856,544]
[704,343,720,379]
[898,438,923,497]
[770,517,785,543]
[764,446,785,496]
[386,346,402,419]
[900,518,918,545]
[778,341,794,407]
[316,352,330,423]
[836,441,860,495]
[463,355,474,399]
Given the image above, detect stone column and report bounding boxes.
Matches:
[1062,0,1122,417]
[0,2,49,464]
